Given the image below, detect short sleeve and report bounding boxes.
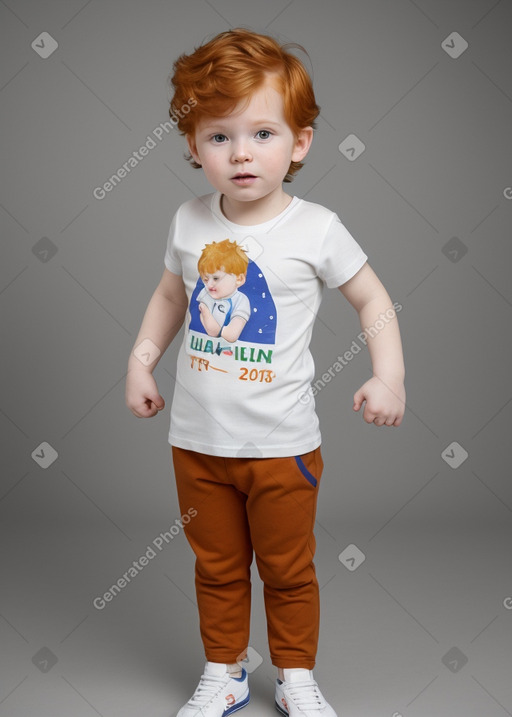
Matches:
[164,209,182,275]
[231,292,251,321]
[317,214,368,288]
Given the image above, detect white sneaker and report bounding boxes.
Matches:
[275,668,337,717]
[176,661,250,717]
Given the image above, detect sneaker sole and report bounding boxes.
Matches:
[274,699,288,716]
[224,691,250,716]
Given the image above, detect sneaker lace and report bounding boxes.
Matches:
[287,678,326,711]
[188,673,228,707]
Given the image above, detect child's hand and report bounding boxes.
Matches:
[125,369,165,418]
[198,302,221,336]
[353,376,405,427]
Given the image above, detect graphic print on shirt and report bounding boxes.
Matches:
[187,239,276,383]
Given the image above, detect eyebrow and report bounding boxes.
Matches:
[201,119,282,131]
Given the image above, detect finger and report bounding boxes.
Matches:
[381,417,394,426]
[127,400,146,418]
[134,401,158,418]
[151,394,165,410]
[150,400,165,414]
[147,400,161,415]
[144,390,164,409]
[353,391,364,411]
[132,407,148,418]
[363,409,377,424]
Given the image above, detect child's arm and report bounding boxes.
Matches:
[220,316,247,343]
[338,263,406,427]
[198,302,247,343]
[125,268,188,418]
[197,301,223,336]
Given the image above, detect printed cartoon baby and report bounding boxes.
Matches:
[196,239,251,342]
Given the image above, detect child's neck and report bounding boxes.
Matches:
[220,189,293,226]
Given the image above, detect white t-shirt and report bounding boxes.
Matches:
[164,191,368,458]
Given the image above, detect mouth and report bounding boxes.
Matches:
[231,173,257,185]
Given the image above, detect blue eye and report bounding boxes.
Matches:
[256,130,271,140]
[212,134,227,143]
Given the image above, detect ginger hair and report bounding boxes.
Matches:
[168,28,320,181]
[197,239,249,277]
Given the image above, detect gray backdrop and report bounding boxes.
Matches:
[1,1,512,716]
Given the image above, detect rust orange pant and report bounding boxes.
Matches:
[171,445,324,669]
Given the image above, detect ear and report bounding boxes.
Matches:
[235,273,246,288]
[186,134,201,165]
[291,126,314,163]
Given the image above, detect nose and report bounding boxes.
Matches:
[231,140,252,163]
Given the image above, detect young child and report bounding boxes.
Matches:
[125,27,406,717]
[196,239,251,343]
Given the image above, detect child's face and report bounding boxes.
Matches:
[187,78,312,207]
[201,269,245,299]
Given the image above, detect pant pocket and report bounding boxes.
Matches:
[294,454,318,487]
